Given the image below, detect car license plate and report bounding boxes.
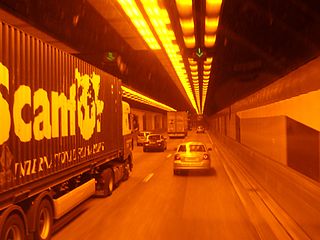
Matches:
[182,162,200,166]
[185,157,199,162]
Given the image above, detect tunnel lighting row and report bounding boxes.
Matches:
[122,86,177,112]
[205,0,221,47]
[178,0,221,113]
[176,0,222,49]
[117,0,160,50]
[176,0,195,48]
[201,57,213,113]
[188,58,200,110]
[117,0,199,113]
[188,56,212,114]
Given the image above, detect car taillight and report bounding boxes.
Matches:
[203,154,210,160]
[174,154,181,160]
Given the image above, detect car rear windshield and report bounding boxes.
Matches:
[178,145,186,152]
[148,135,160,141]
[189,145,205,152]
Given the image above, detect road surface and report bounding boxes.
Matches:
[53,131,260,240]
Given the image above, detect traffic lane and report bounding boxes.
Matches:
[128,132,259,240]
[131,135,184,173]
[53,132,259,240]
[52,140,174,240]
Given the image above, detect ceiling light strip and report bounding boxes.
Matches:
[117,0,161,50]
[201,57,213,113]
[204,0,222,47]
[188,57,201,110]
[176,0,195,48]
[122,86,177,111]
[141,0,199,113]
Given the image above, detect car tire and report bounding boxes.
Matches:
[143,147,146,152]
[173,169,179,175]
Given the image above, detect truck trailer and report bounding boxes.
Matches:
[167,111,188,138]
[0,20,133,240]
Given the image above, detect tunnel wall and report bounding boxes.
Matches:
[208,57,320,238]
[208,57,320,181]
[131,108,166,133]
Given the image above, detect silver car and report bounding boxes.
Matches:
[173,142,211,174]
[143,134,167,152]
[137,131,151,146]
[196,125,205,133]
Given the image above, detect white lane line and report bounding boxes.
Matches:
[143,173,154,183]
[166,154,172,158]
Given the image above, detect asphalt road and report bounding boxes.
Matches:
[53,131,260,240]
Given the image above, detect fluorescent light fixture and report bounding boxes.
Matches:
[205,57,213,64]
[188,58,197,65]
[205,17,219,33]
[122,86,176,111]
[117,0,160,50]
[183,35,196,48]
[204,34,216,47]
[176,0,193,17]
[204,65,211,71]
[180,18,194,35]
[190,65,198,71]
[141,0,199,113]
[206,0,222,15]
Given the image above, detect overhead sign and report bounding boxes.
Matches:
[106,52,115,62]
[196,48,203,58]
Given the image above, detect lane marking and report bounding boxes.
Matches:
[143,173,154,183]
[166,154,172,158]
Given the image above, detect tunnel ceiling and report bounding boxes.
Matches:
[0,0,319,115]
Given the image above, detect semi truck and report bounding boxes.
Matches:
[0,20,133,240]
[167,111,188,138]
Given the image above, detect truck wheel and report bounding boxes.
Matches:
[34,199,53,240]
[123,160,132,181]
[1,213,26,240]
[102,169,114,196]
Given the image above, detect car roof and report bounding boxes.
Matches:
[148,133,161,136]
[178,141,205,146]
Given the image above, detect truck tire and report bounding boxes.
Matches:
[34,199,53,240]
[123,160,132,181]
[101,168,114,196]
[1,213,26,240]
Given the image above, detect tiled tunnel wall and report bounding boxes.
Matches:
[208,57,320,182]
[207,57,320,238]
